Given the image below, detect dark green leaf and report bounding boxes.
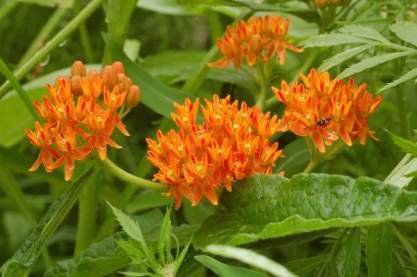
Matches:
[388,132,417,156]
[1,167,93,277]
[195,174,417,248]
[195,255,268,277]
[367,223,393,277]
[335,228,361,277]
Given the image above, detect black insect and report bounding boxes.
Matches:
[317,117,331,127]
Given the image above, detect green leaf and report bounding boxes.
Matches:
[204,245,296,277]
[159,206,173,264]
[138,0,207,15]
[109,41,191,118]
[0,88,45,147]
[339,51,412,79]
[44,225,199,277]
[125,190,172,214]
[390,22,417,48]
[285,255,327,276]
[367,223,393,277]
[335,228,361,277]
[195,255,268,277]
[18,0,72,8]
[318,44,375,72]
[384,154,417,189]
[1,166,93,277]
[388,132,417,156]
[338,25,389,43]
[378,68,417,93]
[108,204,158,268]
[195,174,417,248]
[302,34,370,48]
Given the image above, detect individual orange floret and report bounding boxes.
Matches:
[146,95,282,209]
[26,61,140,181]
[209,16,302,68]
[272,69,382,153]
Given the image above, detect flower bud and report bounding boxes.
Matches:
[117,74,132,91]
[71,61,86,77]
[330,0,344,5]
[112,61,125,75]
[314,0,329,8]
[71,76,82,95]
[102,65,116,89]
[126,85,141,108]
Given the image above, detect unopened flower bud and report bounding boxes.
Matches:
[71,76,82,95]
[126,85,141,108]
[102,65,116,89]
[314,0,329,8]
[112,61,125,75]
[71,61,86,77]
[330,0,343,5]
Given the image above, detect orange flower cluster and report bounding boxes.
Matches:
[273,69,382,153]
[147,95,283,208]
[26,61,141,181]
[209,16,302,68]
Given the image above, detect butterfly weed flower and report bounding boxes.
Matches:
[26,61,141,181]
[147,95,283,209]
[272,69,382,153]
[208,16,302,68]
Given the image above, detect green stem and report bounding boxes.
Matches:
[396,88,409,137]
[17,8,68,68]
[102,158,166,190]
[303,159,318,173]
[0,0,103,98]
[74,169,99,255]
[255,63,267,110]
[74,0,94,63]
[0,58,39,121]
[207,10,223,43]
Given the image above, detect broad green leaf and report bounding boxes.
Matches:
[339,51,412,79]
[390,22,417,48]
[367,223,393,277]
[388,132,417,156]
[109,41,190,118]
[378,68,417,93]
[274,138,309,176]
[302,34,370,48]
[335,228,361,277]
[43,225,199,277]
[318,44,375,72]
[195,174,417,248]
[338,25,389,43]
[1,166,93,277]
[205,245,296,277]
[125,190,172,214]
[195,255,268,277]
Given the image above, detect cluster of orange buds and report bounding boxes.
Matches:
[147,95,283,208]
[208,16,302,68]
[272,69,382,153]
[314,0,345,8]
[26,61,141,181]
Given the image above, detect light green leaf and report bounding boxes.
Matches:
[390,22,417,48]
[195,255,268,277]
[339,51,412,79]
[18,0,72,8]
[318,44,375,72]
[205,245,296,277]
[138,0,207,15]
[302,34,370,48]
[384,154,417,189]
[1,167,93,277]
[388,132,417,156]
[108,204,158,268]
[367,223,393,277]
[195,174,417,248]
[338,25,389,43]
[159,206,173,264]
[378,68,417,93]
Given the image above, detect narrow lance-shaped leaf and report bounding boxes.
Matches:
[195,255,268,277]
[302,34,370,48]
[388,131,417,157]
[195,174,417,248]
[378,68,417,93]
[367,223,393,277]
[335,228,361,277]
[338,25,389,43]
[390,22,417,48]
[339,51,412,79]
[1,166,93,277]
[205,245,296,277]
[318,44,375,72]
